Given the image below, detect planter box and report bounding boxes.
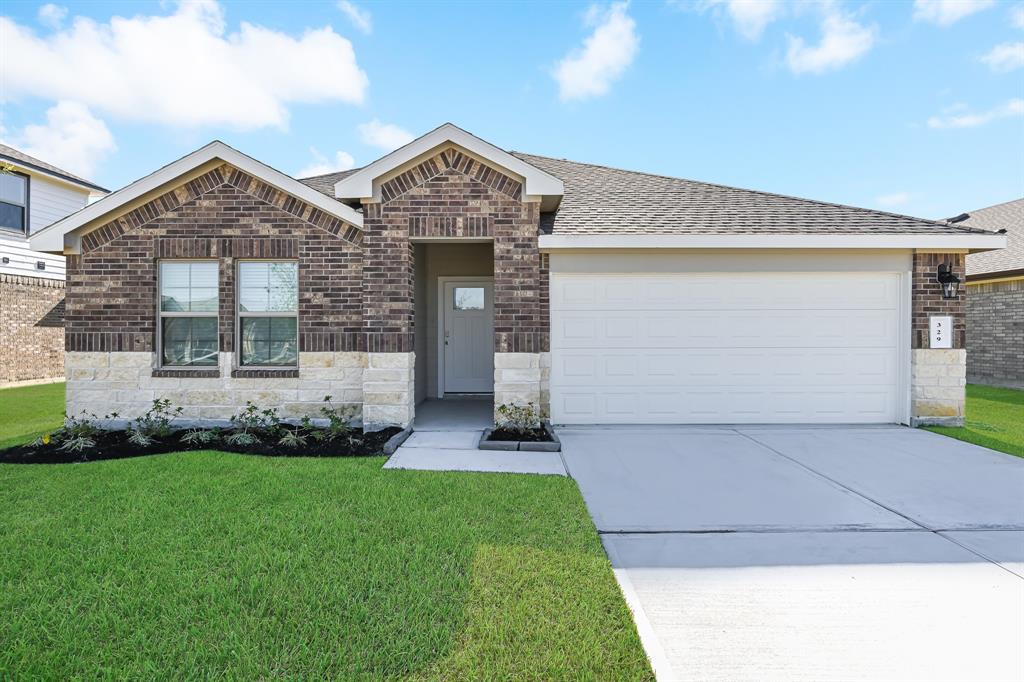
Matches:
[479,423,561,452]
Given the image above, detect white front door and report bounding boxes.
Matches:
[442,280,494,393]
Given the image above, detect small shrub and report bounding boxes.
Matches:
[278,430,307,449]
[127,398,183,444]
[319,395,357,441]
[228,402,282,444]
[181,429,219,447]
[60,412,103,441]
[495,402,541,435]
[224,431,260,448]
[58,435,96,454]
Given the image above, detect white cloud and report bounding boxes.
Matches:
[4,101,115,177]
[296,147,356,177]
[877,192,911,208]
[37,4,67,30]
[980,42,1024,71]
[913,0,994,26]
[697,0,783,40]
[785,10,877,75]
[337,1,372,34]
[357,119,414,151]
[1012,5,1024,29]
[0,0,368,130]
[927,98,1024,128]
[553,2,639,101]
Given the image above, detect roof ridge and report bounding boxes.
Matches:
[297,167,364,182]
[511,151,992,235]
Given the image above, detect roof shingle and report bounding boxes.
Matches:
[299,150,998,238]
[0,143,108,193]
[961,198,1024,277]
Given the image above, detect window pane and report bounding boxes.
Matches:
[0,174,26,205]
[0,202,25,231]
[454,287,485,310]
[240,316,297,366]
[162,317,218,366]
[160,262,218,312]
[239,261,297,312]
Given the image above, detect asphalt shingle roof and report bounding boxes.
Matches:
[961,198,1024,277]
[299,151,997,238]
[0,143,109,193]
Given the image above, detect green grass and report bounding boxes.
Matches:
[925,383,1024,458]
[0,381,65,449]
[0,384,653,680]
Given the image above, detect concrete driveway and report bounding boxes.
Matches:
[559,426,1024,682]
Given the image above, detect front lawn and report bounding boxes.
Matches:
[0,381,65,449]
[0,384,652,679]
[925,383,1024,458]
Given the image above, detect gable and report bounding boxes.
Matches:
[334,123,563,210]
[81,163,361,254]
[31,140,362,254]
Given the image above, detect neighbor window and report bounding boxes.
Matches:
[0,172,28,234]
[237,261,298,367]
[159,261,219,367]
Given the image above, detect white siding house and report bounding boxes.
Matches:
[1,145,108,279]
[0,144,108,385]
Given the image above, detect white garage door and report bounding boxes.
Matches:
[550,272,902,424]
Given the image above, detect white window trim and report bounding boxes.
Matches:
[156,259,220,369]
[235,259,300,369]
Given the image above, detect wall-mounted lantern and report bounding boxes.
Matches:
[936,262,961,300]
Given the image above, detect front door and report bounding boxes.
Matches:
[442,280,494,393]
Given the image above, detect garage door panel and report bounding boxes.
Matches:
[553,310,897,349]
[552,387,896,424]
[554,348,896,387]
[550,271,902,424]
[552,273,899,311]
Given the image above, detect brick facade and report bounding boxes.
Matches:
[967,279,1024,388]
[0,274,65,385]
[362,147,548,355]
[66,163,363,360]
[910,252,968,426]
[911,252,966,349]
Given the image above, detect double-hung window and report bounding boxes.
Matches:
[0,171,28,234]
[237,261,298,367]
[158,261,219,367]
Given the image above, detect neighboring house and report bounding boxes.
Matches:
[0,144,108,386]
[961,198,1023,389]
[31,124,1005,428]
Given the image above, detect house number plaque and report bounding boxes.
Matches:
[929,316,953,349]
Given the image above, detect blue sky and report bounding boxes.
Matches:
[1,0,1022,219]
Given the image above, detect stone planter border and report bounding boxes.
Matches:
[478,423,561,452]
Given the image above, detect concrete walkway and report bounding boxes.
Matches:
[560,426,1024,682]
[384,398,566,475]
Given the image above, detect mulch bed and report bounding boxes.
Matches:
[486,427,554,443]
[0,426,402,465]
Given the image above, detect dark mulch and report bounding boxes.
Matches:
[487,426,554,443]
[0,426,402,465]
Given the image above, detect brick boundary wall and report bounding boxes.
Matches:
[0,274,66,385]
[966,279,1024,389]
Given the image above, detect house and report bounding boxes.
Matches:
[960,198,1023,389]
[30,124,1005,428]
[1,144,108,386]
